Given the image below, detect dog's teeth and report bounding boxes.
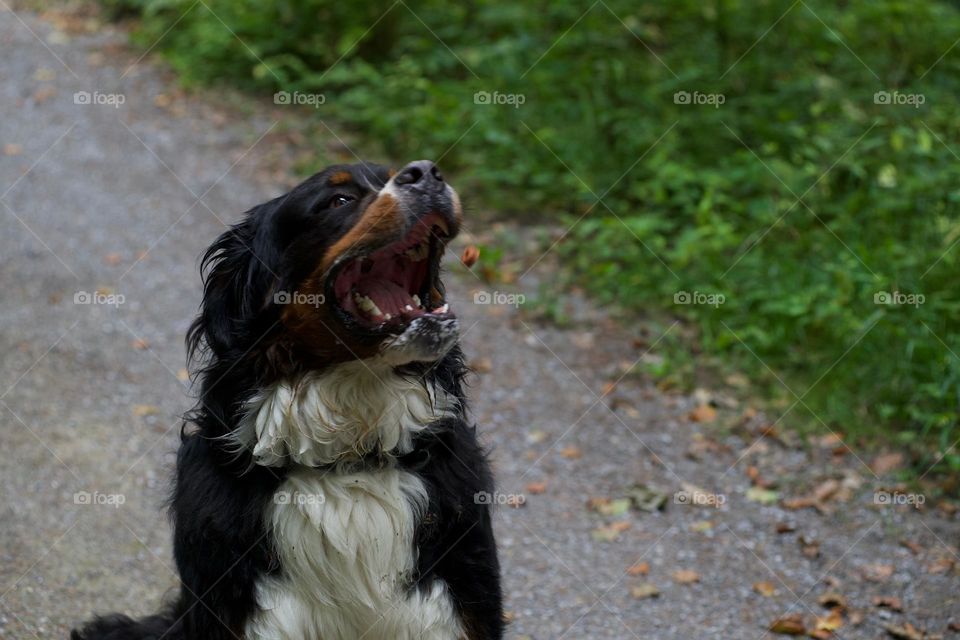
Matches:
[412,294,421,307]
[404,305,413,312]
[433,304,449,314]
[384,313,392,321]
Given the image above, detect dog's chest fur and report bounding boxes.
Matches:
[236,363,465,640]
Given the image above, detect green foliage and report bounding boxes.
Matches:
[122,0,960,471]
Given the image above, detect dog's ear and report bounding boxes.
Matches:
[187,204,278,361]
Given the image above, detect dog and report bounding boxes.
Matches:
[72,160,504,640]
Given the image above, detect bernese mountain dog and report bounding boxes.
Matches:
[72,160,504,640]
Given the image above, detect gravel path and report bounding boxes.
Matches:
[1,8,957,639]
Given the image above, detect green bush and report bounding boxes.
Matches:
[123,0,960,472]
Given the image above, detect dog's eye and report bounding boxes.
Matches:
[329,194,355,209]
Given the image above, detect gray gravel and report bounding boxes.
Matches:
[1,9,958,640]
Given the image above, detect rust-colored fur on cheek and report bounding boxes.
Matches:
[279,193,406,361]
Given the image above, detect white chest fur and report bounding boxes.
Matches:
[245,467,464,640]
[236,364,464,639]
[234,361,457,467]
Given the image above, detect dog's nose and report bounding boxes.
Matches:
[394,160,444,192]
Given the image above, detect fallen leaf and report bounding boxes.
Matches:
[769,613,806,635]
[559,445,582,459]
[776,522,797,534]
[815,609,843,632]
[627,561,649,576]
[626,484,669,512]
[690,520,713,533]
[899,539,923,555]
[672,569,700,584]
[525,482,547,495]
[591,522,630,542]
[926,556,955,574]
[460,245,480,267]
[863,563,895,582]
[883,622,925,640]
[689,404,717,423]
[3,143,22,156]
[872,452,905,475]
[103,252,122,266]
[817,592,847,610]
[872,596,903,611]
[132,404,160,417]
[753,581,777,597]
[629,583,659,599]
[468,357,493,373]
[594,498,631,517]
[747,487,780,505]
[800,536,820,559]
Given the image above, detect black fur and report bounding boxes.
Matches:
[72,162,503,640]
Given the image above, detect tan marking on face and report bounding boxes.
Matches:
[387,169,397,178]
[328,171,353,186]
[318,193,404,275]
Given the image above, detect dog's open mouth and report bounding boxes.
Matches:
[329,213,452,332]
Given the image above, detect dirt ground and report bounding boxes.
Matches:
[0,7,957,639]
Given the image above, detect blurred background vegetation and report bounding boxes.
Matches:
[104,0,960,477]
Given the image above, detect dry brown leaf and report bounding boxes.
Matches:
[627,561,649,576]
[559,445,582,459]
[688,404,717,423]
[883,622,925,640]
[899,539,923,555]
[132,404,160,417]
[468,357,493,374]
[817,592,847,610]
[871,452,905,475]
[460,245,480,267]
[815,609,843,632]
[629,583,660,600]
[672,569,700,584]
[753,581,777,597]
[769,613,806,635]
[872,596,903,612]
[863,563,895,582]
[525,482,547,495]
[776,522,797,534]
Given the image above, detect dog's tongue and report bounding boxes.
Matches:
[358,278,413,317]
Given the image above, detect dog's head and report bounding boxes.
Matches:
[188,160,463,373]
